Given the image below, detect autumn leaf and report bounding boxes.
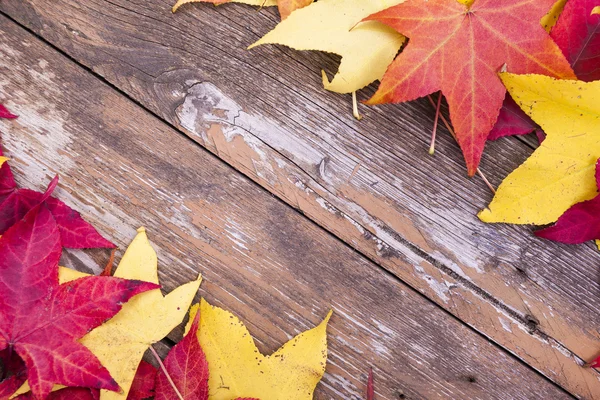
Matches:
[364,0,575,176]
[487,95,544,142]
[186,298,331,400]
[0,349,27,398]
[479,73,600,224]
[0,104,17,119]
[16,387,100,400]
[0,150,114,248]
[534,159,600,243]
[0,186,158,398]
[250,0,405,94]
[551,0,600,82]
[155,312,208,400]
[59,228,201,400]
[126,361,157,400]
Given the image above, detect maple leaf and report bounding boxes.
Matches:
[22,228,201,400]
[364,0,575,176]
[126,361,157,400]
[535,159,600,244]
[16,387,100,400]
[186,298,331,400]
[0,104,17,119]
[250,0,405,94]
[0,150,114,249]
[487,94,544,142]
[0,189,158,398]
[155,312,208,400]
[552,0,600,82]
[479,73,600,224]
[0,349,27,398]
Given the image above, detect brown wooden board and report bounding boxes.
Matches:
[0,14,572,400]
[2,0,600,397]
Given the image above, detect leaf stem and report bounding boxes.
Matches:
[352,91,363,121]
[426,95,496,194]
[429,92,442,155]
[149,345,184,400]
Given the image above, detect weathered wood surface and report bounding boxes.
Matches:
[0,15,572,400]
[3,0,598,397]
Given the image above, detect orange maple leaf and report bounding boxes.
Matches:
[365,0,575,175]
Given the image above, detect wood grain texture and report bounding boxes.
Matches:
[0,15,571,400]
[3,0,599,397]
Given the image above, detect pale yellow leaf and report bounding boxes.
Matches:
[479,74,600,224]
[249,0,405,93]
[173,0,277,13]
[593,6,600,15]
[0,156,7,166]
[187,298,332,400]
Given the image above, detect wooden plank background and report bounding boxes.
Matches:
[0,0,598,398]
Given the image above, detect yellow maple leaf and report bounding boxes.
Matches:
[87,227,201,400]
[249,0,405,94]
[0,157,7,166]
[479,74,600,224]
[15,228,201,399]
[187,298,331,400]
[172,0,277,13]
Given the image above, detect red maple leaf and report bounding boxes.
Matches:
[0,188,158,398]
[0,104,17,119]
[0,349,27,398]
[487,95,544,142]
[535,159,600,244]
[552,0,600,82]
[490,0,600,141]
[126,361,157,400]
[155,312,209,400]
[0,147,114,249]
[16,387,100,400]
[364,0,575,176]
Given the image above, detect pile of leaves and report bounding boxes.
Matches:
[0,110,332,399]
[173,0,600,248]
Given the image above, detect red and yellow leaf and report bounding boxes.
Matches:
[365,0,575,175]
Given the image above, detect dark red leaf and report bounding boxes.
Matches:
[536,159,600,243]
[488,95,543,141]
[0,195,159,398]
[16,387,100,400]
[155,312,209,400]
[0,104,17,119]
[0,350,27,399]
[0,148,114,249]
[551,0,600,82]
[127,361,157,400]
